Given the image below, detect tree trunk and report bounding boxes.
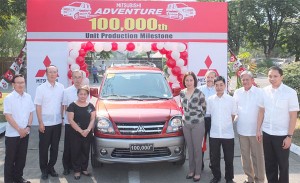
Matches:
[295,55,299,62]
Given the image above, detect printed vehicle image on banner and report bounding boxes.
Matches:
[27,0,227,42]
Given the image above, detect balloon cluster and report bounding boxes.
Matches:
[155,42,188,89]
[68,41,188,88]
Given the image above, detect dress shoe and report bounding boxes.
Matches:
[81,171,91,176]
[41,171,48,180]
[210,177,221,183]
[186,173,194,179]
[63,169,70,175]
[14,177,31,183]
[226,180,234,183]
[193,175,201,182]
[48,169,58,177]
[74,172,81,180]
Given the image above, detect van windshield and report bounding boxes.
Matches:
[100,72,173,99]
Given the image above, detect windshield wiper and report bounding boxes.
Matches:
[102,94,130,99]
[131,95,170,99]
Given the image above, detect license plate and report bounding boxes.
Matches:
[130,143,154,152]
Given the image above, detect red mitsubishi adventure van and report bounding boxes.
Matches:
[90,64,185,167]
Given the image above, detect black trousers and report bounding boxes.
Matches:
[209,137,234,181]
[263,132,290,183]
[4,135,29,183]
[39,124,62,172]
[70,130,92,173]
[62,124,72,170]
[202,117,211,166]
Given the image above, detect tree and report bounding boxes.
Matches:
[0,0,26,34]
[279,20,300,61]
[242,0,300,58]
[228,0,248,54]
[0,17,26,57]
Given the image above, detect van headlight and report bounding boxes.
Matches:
[96,117,115,134]
[166,115,182,133]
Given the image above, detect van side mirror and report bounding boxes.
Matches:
[90,87,99,98]
[172,87,181,97]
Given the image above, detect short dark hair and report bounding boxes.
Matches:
[269,66,283,76]
[182,71,197,88]
[12,74,24,83]
[214,76,226,84]
[77,85,90,95]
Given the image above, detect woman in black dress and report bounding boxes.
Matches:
[67,85,96,180]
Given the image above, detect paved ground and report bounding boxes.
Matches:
[0,125,300,183]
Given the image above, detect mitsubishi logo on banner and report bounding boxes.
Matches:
[35,56,51,77]
[197,55,219,77]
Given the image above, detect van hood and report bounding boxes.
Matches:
[97,99,180,123]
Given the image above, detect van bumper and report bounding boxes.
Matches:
[92,136,185,164]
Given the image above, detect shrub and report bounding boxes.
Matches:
[282,62,300,116]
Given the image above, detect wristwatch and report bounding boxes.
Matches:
[62,117,64,120]
[287,135,293,138]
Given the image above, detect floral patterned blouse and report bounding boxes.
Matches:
[180,88,206,124]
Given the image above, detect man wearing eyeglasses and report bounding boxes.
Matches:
[4,74,35,183]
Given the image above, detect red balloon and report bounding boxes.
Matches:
[78,49,86,57]
[126,42,135,51]
[166,51,172,59]
[179,82,185,89]
[80,63,88,70]
[177,74,184,83]
[111,42,118,51]
[76,56,85,65]
[151,43,158,51]
[180,51,188,59]
[183,58,188,66]
[85,41,94,51]
[159,48,167,54]
[166,59,176,68]
[67,70,72,79]
[81,43,86,50]
[171,66,181,76]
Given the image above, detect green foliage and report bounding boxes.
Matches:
[0,0,26,33]
[256,59,275,75]
[282,62,300,103]
[0,17,25,57]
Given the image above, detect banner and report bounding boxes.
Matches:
[27,0,227,42]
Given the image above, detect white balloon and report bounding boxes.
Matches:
[69,49,79,59]
[176,58,185,67]
[180,66,188,74]
[94,42,104,52]
[156,42,164,50]
[171,51,180,60]
[103,43,112,52]
[70,63,80,71]
[168,75,177,83]
[167,68,172,75]
[164,42,173,51]
[67,57,76,65]
[82,78,90,85]
[172,83,180,88]
[118,43,126,51]
[177,43,186,52]
[142,43,151,52]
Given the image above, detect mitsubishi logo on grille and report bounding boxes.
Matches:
[136,125,146,133]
